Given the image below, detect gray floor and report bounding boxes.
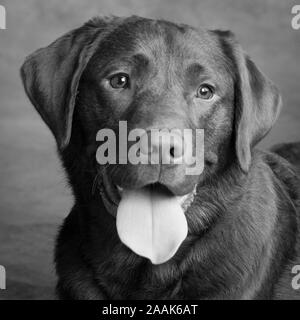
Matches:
[0,0,299,299]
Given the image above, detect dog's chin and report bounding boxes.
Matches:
[98,169,198,218]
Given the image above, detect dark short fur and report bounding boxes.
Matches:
[20,16,300,299]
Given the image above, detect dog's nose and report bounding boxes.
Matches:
[139,130,185,164]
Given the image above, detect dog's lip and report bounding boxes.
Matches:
[116,182,183,198]
[100,177,197,217]
[116,181,195,197]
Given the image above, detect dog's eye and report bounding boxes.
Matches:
[196,84,214,100]
[109,73,130,89]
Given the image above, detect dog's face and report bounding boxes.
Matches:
[78,19,235,195]
[21,16,281,264]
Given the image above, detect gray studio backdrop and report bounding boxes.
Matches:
[0,0,299,299]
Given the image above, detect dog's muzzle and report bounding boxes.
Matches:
[98,169,197,264]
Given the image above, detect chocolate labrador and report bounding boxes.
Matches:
[20,16,300,299]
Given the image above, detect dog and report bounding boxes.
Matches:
[20,16,300,299]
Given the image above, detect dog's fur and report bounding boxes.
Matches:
[20,16,300,299]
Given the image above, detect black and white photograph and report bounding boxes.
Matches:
[0,0,300,305]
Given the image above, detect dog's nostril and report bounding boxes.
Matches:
[139,132,152,156]
[170,147,175,158]
[170,140,185,160]
[139,130,185,162]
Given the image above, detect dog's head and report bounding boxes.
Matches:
[21,16,281,264]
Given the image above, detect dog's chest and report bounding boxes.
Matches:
[93,251,192,299]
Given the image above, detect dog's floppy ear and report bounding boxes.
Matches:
[213,30,282,172]
[20,17,119,149]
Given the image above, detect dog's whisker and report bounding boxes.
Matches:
[92,172,101,195]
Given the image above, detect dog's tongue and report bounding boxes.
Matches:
[116,186,188,264]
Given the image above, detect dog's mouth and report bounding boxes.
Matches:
[98,170,196,264]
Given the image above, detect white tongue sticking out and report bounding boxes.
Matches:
[116,186,188,264]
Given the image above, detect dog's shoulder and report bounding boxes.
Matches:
[254,148,300,299]
[265,148,299,202]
